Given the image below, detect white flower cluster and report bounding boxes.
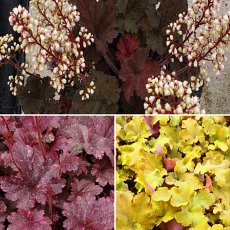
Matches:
[145,0,230,114]
[79,81,96,100]
[0,34,15,61]
[8,0,95,97]
[7,75,23,96]
[0,34,30,95]
[166,0,230,77]
[144,72,205,114]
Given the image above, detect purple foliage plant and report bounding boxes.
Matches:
[0,116,114,230]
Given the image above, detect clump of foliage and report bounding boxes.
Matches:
[0,0,230,114]
[0,116,114,230]
[116,116,230,229]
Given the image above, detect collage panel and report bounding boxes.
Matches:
[0,116,114,230]
[0,0,230,114]
[116,116,230,230]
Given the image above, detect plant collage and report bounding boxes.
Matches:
[0,0,229,230]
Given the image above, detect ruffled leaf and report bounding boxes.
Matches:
[63,195,114,230]
[76,0,118,54]
[91,156,114,186]
[116,191,157,230]
[68,178,103,201]
[119,48,159,102]
[0,131,65,210]
[70,70,120,114]
[7,209,52,230]
[116,33,140,62]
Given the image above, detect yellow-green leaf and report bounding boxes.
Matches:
[124,116,152,142]
[116,191,157,230]
[180,118,205,144]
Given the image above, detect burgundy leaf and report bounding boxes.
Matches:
[49,136,67,156]
[0,131,65,210]
[50,148,90,180]
[78,116,114,165]
[21,116,60,133]
[76,0,118,54]
[62,195,114,230]
[68,178,103,201]
[116,33,140,62]
[163,158,179,171]
[0,117,8,135]
[158,218,183,230]
[91,156,114,187]
[0,201,7,228]
[143,116,160,134]
[7,209,52,230]
[119,48,160,102]
[62,122,111,160]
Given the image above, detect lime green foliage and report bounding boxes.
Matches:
[116,116,230,230]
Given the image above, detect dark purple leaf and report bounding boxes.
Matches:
[62,195,114,230]
[68,178,103,201]
[91,156,114,187]
[50,148,90,180]
[21,116,60,133]
[0,131,65,210]
[7,209,52,230]
[0,201,7,228]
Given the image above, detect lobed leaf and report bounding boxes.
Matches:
[70,70,120,114]
[68,178,103,201]
[115,0,148,33]
[7,209,52,230]
[119,48,159,102]
[63,195,114,230]
[17,76,55,114]
[116,33,140,62]
[76,0,118,54]
[116,191,157,230]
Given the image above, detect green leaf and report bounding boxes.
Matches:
[151,200,179,226]
[73,145,84,151]
[174,156,195,173]
[175,206,208,227]
[170,181,195,207]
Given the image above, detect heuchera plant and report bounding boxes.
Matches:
[0,116,114,230]
[0,0,230,114]
[116,116,230,230]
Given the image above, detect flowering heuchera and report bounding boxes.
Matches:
[144,0,230,114]
[0,116,114,230]
[3,0,95,99]
[1,0,229,114]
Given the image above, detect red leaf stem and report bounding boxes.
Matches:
[1,116,22,175]
[35,116,47,162]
